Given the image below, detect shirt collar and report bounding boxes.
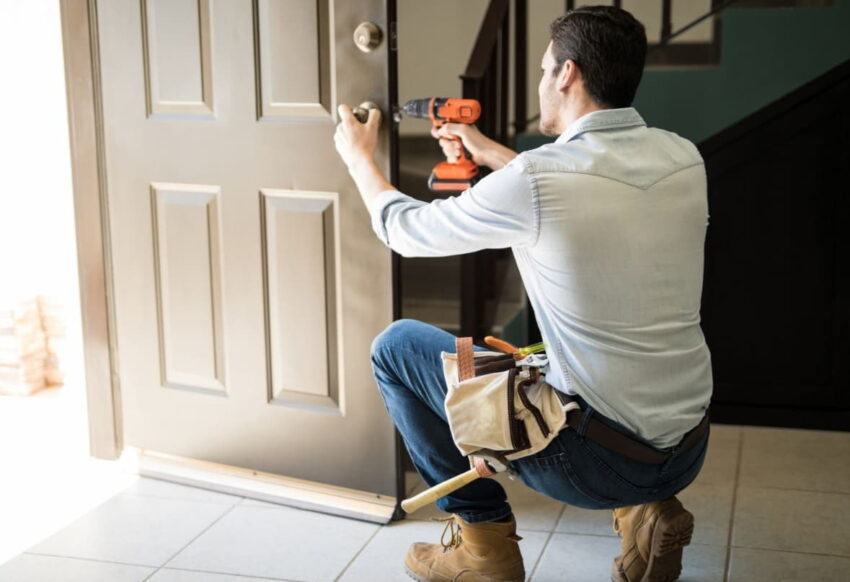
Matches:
[555,107,646,144]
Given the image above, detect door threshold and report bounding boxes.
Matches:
[138,450,397,524]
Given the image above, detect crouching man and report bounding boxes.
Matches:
[334,5,712,581]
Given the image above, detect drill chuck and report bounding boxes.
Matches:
[402,98,436,119]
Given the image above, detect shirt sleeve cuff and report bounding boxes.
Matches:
[368,189,407,246]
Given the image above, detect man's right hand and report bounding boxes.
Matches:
[432,123,518,171]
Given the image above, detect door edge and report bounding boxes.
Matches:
[60,0,123,459]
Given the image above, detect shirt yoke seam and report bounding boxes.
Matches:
[526,160,704,191]
[516,155,541,247]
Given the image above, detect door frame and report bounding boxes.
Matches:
[60,0,405,521]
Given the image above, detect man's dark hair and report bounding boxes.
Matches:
[549,6,647,108]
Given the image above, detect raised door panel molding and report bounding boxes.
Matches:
[151,183,226,394]
[254,0,332,120]
[142,0,214,117]
[261,189,341,412]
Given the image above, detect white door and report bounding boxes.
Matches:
[94,0,397,518]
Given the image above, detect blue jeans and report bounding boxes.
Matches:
[371,319,709,524]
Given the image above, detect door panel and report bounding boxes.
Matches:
[142,0,214,116]
[262,189,340,411]
[151,183,226,394]
[97,0,396,498]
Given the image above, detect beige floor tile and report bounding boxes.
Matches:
[120,477,243,505]
[166,504,378,580]
[27,495,234,567]
[339,519,549,581]
[531,533,725,582]
[692,424,741,487]
[0,553,154,582]
[676,482,735,546]
[728,547,850,582]
[555,504,618,537]
[405,473,565,532]
[738,426,850,493]
[705,423,745,445]
[732,487,850,556]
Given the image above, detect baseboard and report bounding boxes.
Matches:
[709,403,850,432]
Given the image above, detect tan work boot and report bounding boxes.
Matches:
[404,514,525,582]
[611,496,694,582]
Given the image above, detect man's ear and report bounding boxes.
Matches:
[558,59,579,93]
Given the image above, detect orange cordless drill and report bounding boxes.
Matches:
[402,97,482,192]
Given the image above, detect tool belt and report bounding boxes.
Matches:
[442,337,579,462]
[442,337,710,466]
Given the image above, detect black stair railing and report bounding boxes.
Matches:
[458,0,512,341]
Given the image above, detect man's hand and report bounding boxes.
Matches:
[334,104,381,171]
[334,104,393,205]
[432,123,518,171]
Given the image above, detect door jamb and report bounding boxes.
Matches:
[59,0,122,460]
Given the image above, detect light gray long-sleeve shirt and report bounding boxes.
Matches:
[369,107,712,448]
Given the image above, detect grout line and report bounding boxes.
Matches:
[156,565,297,581]
[142,503,238,582]
[722,428,745,582]
[527,528,557,582]
[732,484,850,497]
[726,545,850,559]
[525,504,566,581]
[23,552,158,569]
[549,504,566,535]
[333,523,382,581]
[549,531,618,539]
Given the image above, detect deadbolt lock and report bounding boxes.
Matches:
[353,21,383,53]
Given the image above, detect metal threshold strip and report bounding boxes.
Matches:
[139,451,397,524]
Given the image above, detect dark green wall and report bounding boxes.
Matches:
[517,0,850,151]
[633,0,850,144]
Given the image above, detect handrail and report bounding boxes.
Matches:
[460,0,510,146]
[655,0,742,47]
[461,0,509,82]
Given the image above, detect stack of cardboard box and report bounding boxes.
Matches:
[0,296,64,396]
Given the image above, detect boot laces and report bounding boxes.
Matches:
[437,516,463,552]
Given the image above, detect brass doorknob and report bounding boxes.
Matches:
[352,101,380,124]
[353,22,383,53]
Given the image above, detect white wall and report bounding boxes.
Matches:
[0,0,77,308]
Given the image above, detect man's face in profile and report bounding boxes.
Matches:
[538,42,562,137]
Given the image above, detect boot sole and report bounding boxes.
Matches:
[640,505,694,582]
[405,564,524,582]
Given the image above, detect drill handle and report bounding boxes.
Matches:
[446,135,473,163]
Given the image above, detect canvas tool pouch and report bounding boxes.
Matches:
[442,337,580,462]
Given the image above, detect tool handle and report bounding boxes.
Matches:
[401,468,481,514]
[484,336,519,355]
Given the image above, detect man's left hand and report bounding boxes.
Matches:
[334,104,381,171]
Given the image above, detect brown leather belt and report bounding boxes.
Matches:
[565,407,710,465]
